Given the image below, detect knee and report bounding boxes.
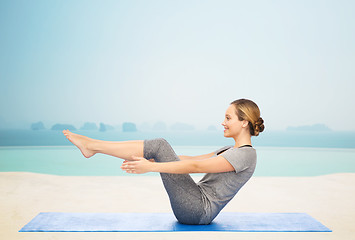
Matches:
[144,138,169,159]
[155,137,168,144]
[153,138,169,149]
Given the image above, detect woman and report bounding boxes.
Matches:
[62,98,264,225]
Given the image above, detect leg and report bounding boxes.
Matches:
[62,130,143,160]
[144,138,205,224]
[63,131,206,224]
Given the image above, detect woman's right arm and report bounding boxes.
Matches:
[121,154,234,174]
[178,152,215,161]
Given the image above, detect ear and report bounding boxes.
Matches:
[242,120,249,128]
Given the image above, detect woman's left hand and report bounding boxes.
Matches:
[121,156,153,174]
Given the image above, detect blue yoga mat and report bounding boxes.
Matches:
[19,212,331,232]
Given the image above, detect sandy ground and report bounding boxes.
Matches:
[0,172,354,240]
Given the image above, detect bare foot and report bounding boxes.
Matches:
[62,129,96,158]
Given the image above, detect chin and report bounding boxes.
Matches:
[223,132,231,138]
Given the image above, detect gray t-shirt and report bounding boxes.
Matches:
[197,145,257,224]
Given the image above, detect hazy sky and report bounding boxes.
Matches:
[1,0,354,131]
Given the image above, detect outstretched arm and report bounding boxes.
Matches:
[121,155,234,174]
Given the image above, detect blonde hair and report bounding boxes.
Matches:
[230,99,265,136]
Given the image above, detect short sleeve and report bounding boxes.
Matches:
[219,148,256,173]
[213,145,233,155]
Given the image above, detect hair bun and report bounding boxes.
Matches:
[254,117,265,136]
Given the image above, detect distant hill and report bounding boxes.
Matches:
[152,121,167,131]
[51,123,76,131]
[99,122,115,132]
[122,122,137,132]
[80,122,98,130]
[286,124,331,132]
[31,121,45,130]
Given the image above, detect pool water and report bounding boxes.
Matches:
[0,146,354,176]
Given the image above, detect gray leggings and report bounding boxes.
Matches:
[143,138,206,225]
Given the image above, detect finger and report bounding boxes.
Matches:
[122,165,132,171]
[121,163,131,169]
[124,162,133,168]
[122,162,133,167]
[128,161,138,168]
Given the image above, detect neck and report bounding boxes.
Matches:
[233,133,252,148]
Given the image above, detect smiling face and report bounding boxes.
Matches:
[222,104,249,138]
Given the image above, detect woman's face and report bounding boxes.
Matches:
[222,105,245,138]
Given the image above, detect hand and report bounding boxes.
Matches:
[121,156,153,174]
